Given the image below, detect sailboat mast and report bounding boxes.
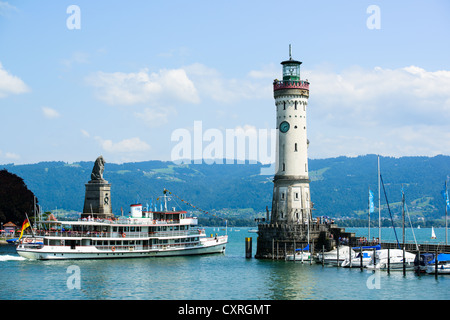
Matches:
[368,186,371,241]
[446,180,448,245]
[378,155,381,243]
[402,186,405,250]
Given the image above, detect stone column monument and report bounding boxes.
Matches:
[81,156,114,219]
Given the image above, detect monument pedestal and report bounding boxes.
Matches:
[82,180,113,219]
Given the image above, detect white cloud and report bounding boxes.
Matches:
[86,68,199,106]
[61,51,89,69]
[183,63,272,103]
[305,65,450,158]
[95,136,150,153]
[42,106,61,119]
[0,62,29,98]
[247,63,278,79]
[134,107,177,127]
[80,129,90,138]
[0,2,18,16]
[0,149,20,161]
[308,65,450,124]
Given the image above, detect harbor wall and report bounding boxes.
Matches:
[255,223,356,259]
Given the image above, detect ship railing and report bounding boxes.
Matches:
[76,218,185,225]
[31,229,204,239]
[33,230,112,238]
[95,242,200,252]
[114,219,182,225]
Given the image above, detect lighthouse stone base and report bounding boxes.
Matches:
[255,222,356,259]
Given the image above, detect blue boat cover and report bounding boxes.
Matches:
[352,245,381,250]
[295,244,309,251]
[430,253,450,264]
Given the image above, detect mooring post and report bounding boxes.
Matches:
[322,245,325,266]
[435,249,438,278]
[387,248,390,273]
[374,246,377,267]
[301,247,304,263]
[245,237,252,259]
[403,246,406,276]
[272,239,274,260]
[293,239,296,259]
[277,241,279,260]
[349,244,352,268]
[336,245,340,267]
[360,246,363,271]
[416,248,421,276]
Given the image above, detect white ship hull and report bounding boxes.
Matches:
[17,236,227,260]
[16,202,228,261]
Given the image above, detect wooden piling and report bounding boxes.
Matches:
[349,245,352,268]
[360,247,363,271]
[272,239,274,260]
[387,248,390,273]
[336,245,339,267]
[245,237,252,259]
[435,249,438,278]
[322,245,325,266]
[403,246,406,276]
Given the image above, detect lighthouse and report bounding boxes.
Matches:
[271,46,311,225]
[256,47,356,259]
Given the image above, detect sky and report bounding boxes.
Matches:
[0,0,449,165]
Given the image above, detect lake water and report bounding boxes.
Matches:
[0,227,448,301]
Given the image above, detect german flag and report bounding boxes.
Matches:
[18,218,30,240]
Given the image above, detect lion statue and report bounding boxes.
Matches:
[91,156,105,181]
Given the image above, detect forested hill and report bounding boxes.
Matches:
[1,155,449,222]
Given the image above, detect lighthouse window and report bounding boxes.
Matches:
[283,102,286,110]
[282,163,285,171]
[295,101,297,110]
[295,143,298,152]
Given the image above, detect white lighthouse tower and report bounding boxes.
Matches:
[271,46,311,224]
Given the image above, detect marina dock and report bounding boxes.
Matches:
[379,242,450,254]
[255,222,450,259]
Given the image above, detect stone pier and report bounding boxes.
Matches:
[255,222,356,259]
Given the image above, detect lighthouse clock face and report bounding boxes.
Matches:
[279,121,290,133]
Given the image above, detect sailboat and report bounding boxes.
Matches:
[285,244,313,262]
[431,227,437,239]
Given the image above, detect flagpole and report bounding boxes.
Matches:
[25,212,35,238]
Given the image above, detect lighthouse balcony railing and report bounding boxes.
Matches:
[273,80,309,91]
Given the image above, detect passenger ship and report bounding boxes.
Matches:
[16,196,228,260]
